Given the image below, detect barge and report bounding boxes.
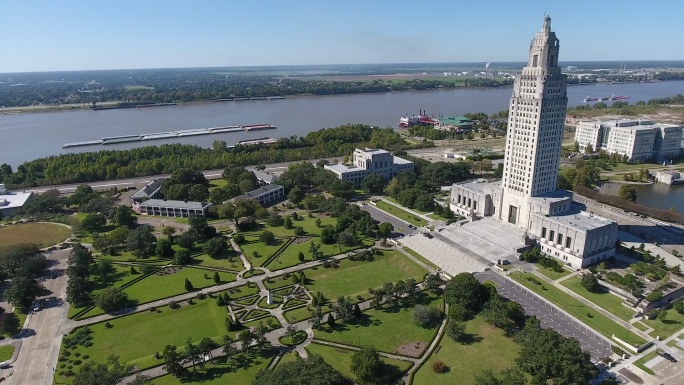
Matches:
[62,124,276,148]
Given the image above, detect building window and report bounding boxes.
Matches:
[549,230,555,242]
[541,227,547,238]
[532,55,538,67]
[557,233,563,245]
[565,236,572,248]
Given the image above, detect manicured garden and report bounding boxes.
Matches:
[511,272,646,347]
[123,267,235,304]
[152,350,276,385]
[561,276,636,321]
[536,266,571,281]
[0,222,71,248]
[56,298,236,383]
[69,262,141,319]
[314,295,442,355]
[643,308,684,339]
[305,342,412,381]
[0,345,15,362]
[413,316,521,385]
[374,200,427,227]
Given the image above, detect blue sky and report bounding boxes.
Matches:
[2,0,683,72]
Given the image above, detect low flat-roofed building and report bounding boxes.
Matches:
[435,116,473,132]
[233,184,285,206]
[252,170,278,185]
[655,170,683,185]
[325,148,414,186]
[531,210,617,269]
[0,184,32,217]
[133,199,211,217]
[130,178,165,204]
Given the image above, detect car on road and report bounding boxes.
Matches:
[661,352,677,362]
[32,303,41,312]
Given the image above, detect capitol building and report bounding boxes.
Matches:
[449,17,618,269]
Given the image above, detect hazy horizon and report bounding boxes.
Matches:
[3,0,684,73]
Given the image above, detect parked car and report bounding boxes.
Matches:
[661,352,677,362]
[33,302,41,312]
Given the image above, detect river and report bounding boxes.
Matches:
[599,181,684,213]
[1,81,683,168]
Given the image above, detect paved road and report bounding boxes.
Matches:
[6,249,71,385]
[475,270,613,359]
[360,203,419,236]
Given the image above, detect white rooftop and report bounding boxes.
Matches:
[325,163,364,173]
[0,191,32,211]
[528,189,573,205]
[393,156,413,165]
[135,199,210,210]
[533,210,614,232]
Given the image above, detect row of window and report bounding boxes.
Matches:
[541,227,573,249]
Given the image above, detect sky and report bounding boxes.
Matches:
[2,0,684,73]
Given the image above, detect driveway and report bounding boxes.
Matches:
[5,249,71,385]
[475,270,613,359]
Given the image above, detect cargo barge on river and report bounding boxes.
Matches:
[62,124,276,148]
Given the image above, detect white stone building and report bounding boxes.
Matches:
[448,17,618,269]
[325,148,414,186]
[0,184,32,217]
[575,119,683,161]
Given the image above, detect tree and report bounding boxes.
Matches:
[188,184,209,202]
[333,296,354,322]
[260,230,275,245]
[412,305,442,328]
[80,213,107,233]
[351,347,383,385]
[361,174,388,194]
[174,248,193,265]
[162,345,185,377]
[184,278,194,291]
[378,222,394,238]
[188,215,211,242]
[288,186,305,205]
[353,303,362,318]
[446,320,467,343]
[674,299,684,315]
[203,237,228,258]
[111,205,137,228]
[95,258,117,285]
[222,335,239,362]
[95,287,130,312]
[253,355,347,385]
[183,338,201,371]
[238,329,254,353]
[126,225,156,258]
[0,312,20,336]
[326,313,335,328]
[309,241,323,260]
[213,271,221,284]
[70,184,95,206]
[155,238,174,259]
[338,228,358,246]
[320,225,336,244]
[298,252,305,262]
[619,185,638,202]
[5,274,42,311]
[73,355,135,385]
[443,272,488,314]
[0,243,48,278]
[284,216,293,229]
[581,273,600,292]
[584,143,594,154]
[424,273,443,294]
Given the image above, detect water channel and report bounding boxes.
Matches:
[0,81,682,169]
[599,181,684,213]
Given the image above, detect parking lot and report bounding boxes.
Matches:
[644,344,684,383]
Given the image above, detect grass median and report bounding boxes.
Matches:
[561,276,636,322]
[374,201,428,227]
[511,272,646,348]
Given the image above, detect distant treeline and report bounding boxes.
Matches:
[0,70,513,108]
[0,124,421,188]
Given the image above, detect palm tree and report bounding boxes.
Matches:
[222,335,238,362]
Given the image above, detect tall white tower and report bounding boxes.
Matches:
[499,16,568,228]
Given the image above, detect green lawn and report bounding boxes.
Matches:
[299,251,428,304]
[123,267,235,304]
[267,237,372,271]
[536,266,571,281]
[275,351,301,368]
[208,178,228,191]
[644,309,684,339]
[0,345,15,362]
[193,253,242,271]
[314,295,442,355]
[413,316,521,385]
[55,298,230,382]
[242,214,337,238]
[95,251,169,265]
[561,276,636,321]
[511,272,646,347]
[283,306,314,324]
[0,222,71,248]
[374,201,428,227]
[70,263,142,319]
[632,321,649,332]
[238,236,286,267]
[306,342,413,381]
[634,351,657,375]
[151,350,274,385]
[225,283,261,300]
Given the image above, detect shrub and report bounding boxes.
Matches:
[431,360,447,373]
[646,290,663,303]
[169,300,179,309]
[197,292,207,300]
[82,355,89,360]
[72,359,82,366]
[322,260,331,268]
[411,305,442,328]
[233,234,246,244]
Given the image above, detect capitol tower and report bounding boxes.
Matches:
[499,16,568,228]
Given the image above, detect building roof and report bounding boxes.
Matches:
[527,189,573,205]
[252,170,278,184]
[0,191,32,211]
[533,210,615,232]
[245,184,283,198]
[359,148,390,155]
[325,163,364,174]
[131,178,165,200]
[135,199,210,210]
[393,156,413,165]
[590,119,681,132]
[438,116,472,125]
